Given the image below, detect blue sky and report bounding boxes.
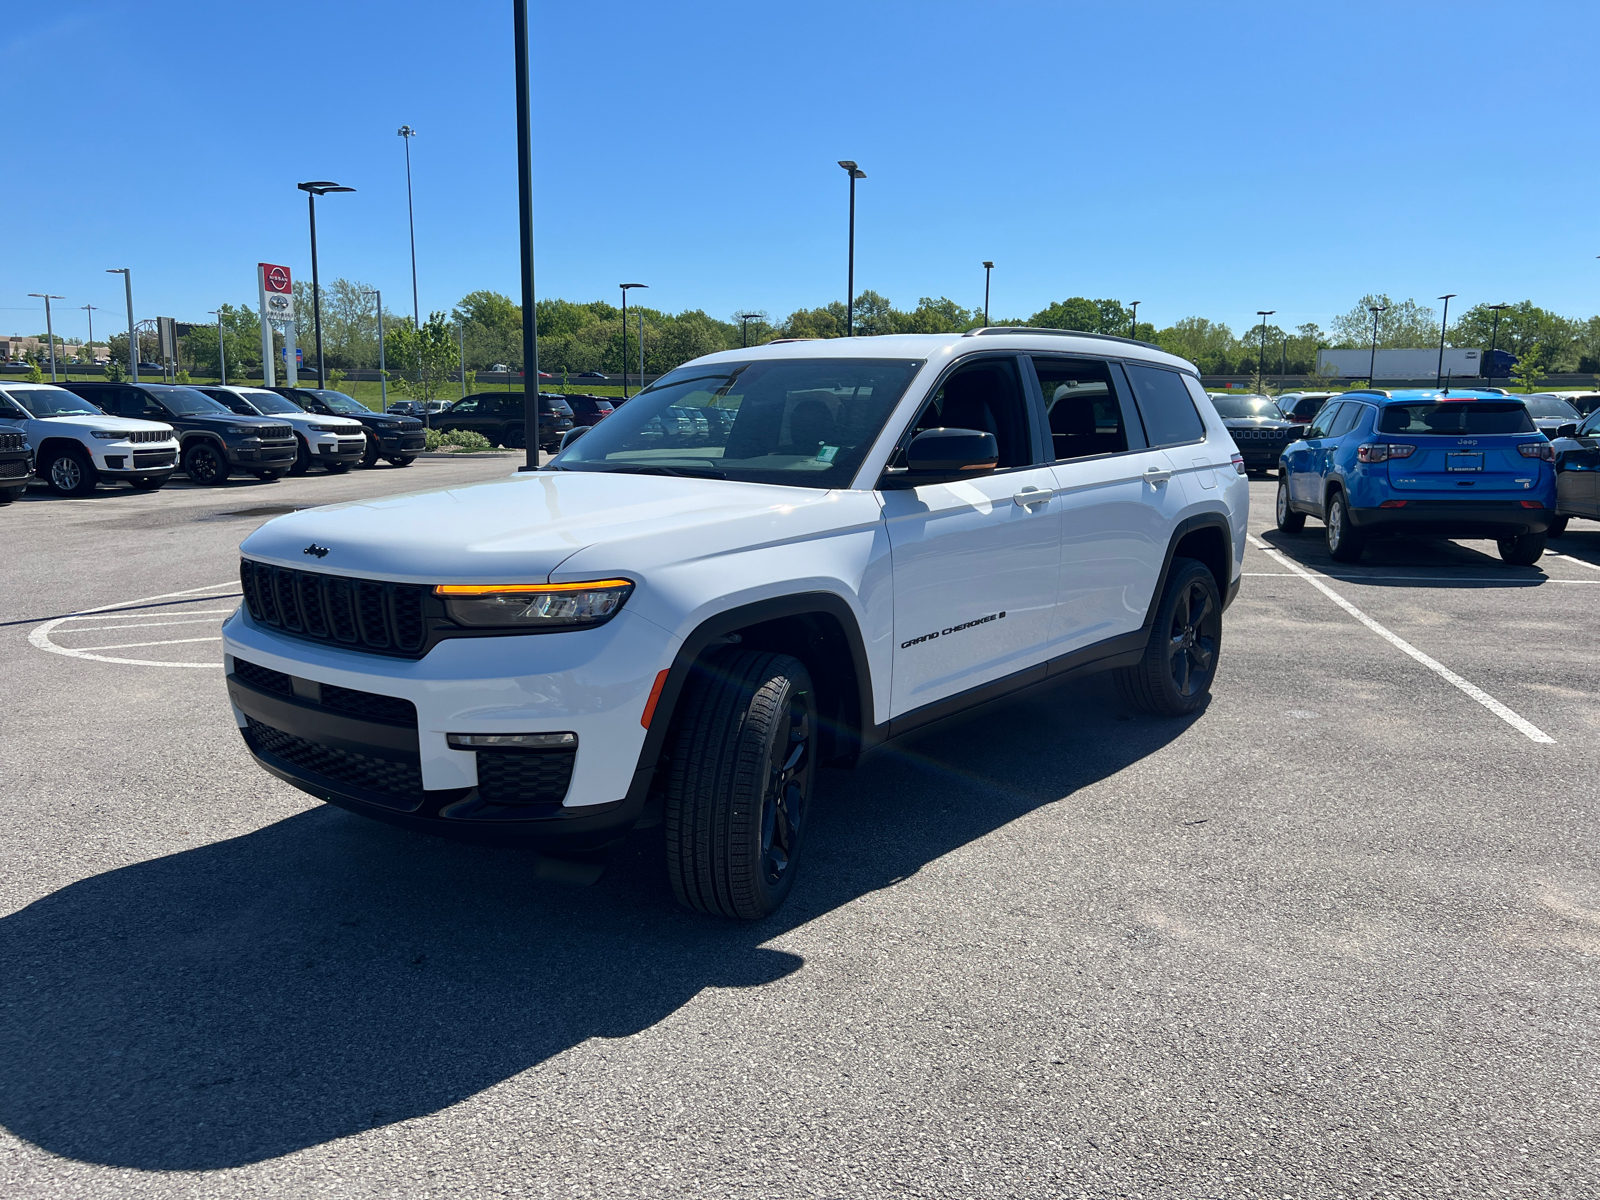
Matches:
[5,0,1598,344]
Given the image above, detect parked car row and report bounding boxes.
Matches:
[0,380,427,498]
[427,392,597,451]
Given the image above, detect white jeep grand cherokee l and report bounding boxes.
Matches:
[0,382,180,495]
[224,330,1246,917]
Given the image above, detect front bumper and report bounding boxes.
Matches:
[229,440,298,466]
[222,608,674,848]
[317,436,366,459]
[0,452,32,485]
[94,442,179,473]
[374,429,427,454]
[1348,501,1553,538]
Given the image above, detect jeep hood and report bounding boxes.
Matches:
[239,470,875,583]
[34,415,175,434]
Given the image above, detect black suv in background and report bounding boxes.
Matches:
[270,388,425,467]
[0,428,31,503]
[63,382,296,484]
[433,392,573,450]
[1206,392,1305,477]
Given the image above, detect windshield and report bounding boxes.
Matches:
[1210,395,1284,419]
[1378,402,1537,435]
[312,392,372,416]
[232,390,301,414]
[1520,395,1581,419]
[1,385,103,418]
[144,386,231,415]
[554,358,924,488]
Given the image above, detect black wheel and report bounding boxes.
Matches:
[1547,516,1568,538]
[386,455,415,467]
[288,435,312,476]
[255,470,282,481]
[182,440,230,485]
[46,447,98,497]
[1325,491,1363,562]
[361,435,381,468]
[1113,557,1222,717]
[1276,477,1305,533]
[504,424,525,450]
[0,485,22,505]
[664,649,816,919]
[324,460,351,474]
[131,474,170,490]
[1498,532,1547,566]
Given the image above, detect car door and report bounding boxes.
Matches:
[1556,413,1600,516]
[1288,401,1344,507]
[1031,356,1178,655]
[1320,401,1364,500]
[881,354,1062,718]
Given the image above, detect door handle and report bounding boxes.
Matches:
[1013,487,1052,507]
[1143,466,1173,483]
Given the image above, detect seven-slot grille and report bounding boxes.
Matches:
[395,418,423,432]
[126,428,173,444]
[0,431,25,451]
[1232,428,1291,441]
[240,559,427,655]
[256,425,294,441]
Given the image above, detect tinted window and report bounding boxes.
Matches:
[1030,357,1130,460]
[1521,395,1581,419]
[1125,364,1204,446]
[906,357,1033,468]
[141,386,230,415]
[1329,402,1365,437]
[1209,394,1284,419]
[1377,403,1536,435]
[448,398,481,414]
[3,386,102,418]
[1305,402,1345,439]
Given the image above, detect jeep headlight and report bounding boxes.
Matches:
[434,579,634,628]
[90,430,126,440]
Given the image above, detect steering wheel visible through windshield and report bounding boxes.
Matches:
[552,358,924,487]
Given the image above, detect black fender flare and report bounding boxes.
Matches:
[1140,511,1237,628]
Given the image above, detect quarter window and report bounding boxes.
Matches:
[1124,364,1204,447]
[1305,401,1345,439]
[1030,357,1132,461]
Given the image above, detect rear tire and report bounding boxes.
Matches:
[386,455,415,467]
[182,441,230,485]
[664,649,816,920]
[1325,491,1364,562]
[1547,516,1568,538]
[1276,477,1305,533]
[288,436,312,476]
[1498,532,1547,566]
[1113,558,1222,717]
[46,447,98,497]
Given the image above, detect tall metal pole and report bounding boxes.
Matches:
[107,269,136,383]
[1367,304,1388,386]
[513,2,540,469]
[838,161,864,336]
[1435,294,1456,388]
[1256,310,1274,386]
[621,288,628,398]
[983,262,994,326]
[366,289,388,412]
[308,190,325,388]
[1129,299,1140,340]
[638,310,644,385]
[210,309,226,382]
[458,321,466,398]
[29,294,63,382]
[399,125,421,391]
[82,303,96,368]
[1485,303,1509,389]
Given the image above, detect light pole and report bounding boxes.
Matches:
[1485,302,1510,389]
[512,1,540,470]
[1256,310,1275,385]
[457,320,467,399]
[1435,293,1457,388]
[837,160,865,336]
[364,289,388,412]
[297,181,355,390]
[106,269,136,383]
[983,262,994,326]
[209,309,226,383]
[81,303,97,368]
[736,311,763,347]
[1367,303,1389,386]
[28,293,65,382]
[398,124,421,391]
[638,310,645,385]
[619,283,647,398]
[1129,300,1141,340]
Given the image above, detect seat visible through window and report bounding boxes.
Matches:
[1032,357,1129,460]
[907,359,1031,468]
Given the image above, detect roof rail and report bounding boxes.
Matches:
[963,326,1163,351]
[1341,389,1392,400]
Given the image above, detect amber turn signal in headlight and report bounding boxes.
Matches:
[434,579,634,629]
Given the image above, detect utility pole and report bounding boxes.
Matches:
[619,283,647,398]
[209,309,226,383]
[837,160,865,335]
[1485,303,1510,389]
[107,269,136,382]
[81,303,97,368]
[1256,310,1275,387]
[1367,303,1389,386]
[512,3,541,468]
[28,293,64,381]
[1129,300,1141,340]
[297,181,355,389]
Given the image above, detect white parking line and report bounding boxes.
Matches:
[28,584,237,668]
[1545,551,1600,573]
[76,636,225,652]
[49,617,230,633]
[1243,571,1598,584]
[1245,535,1555,744]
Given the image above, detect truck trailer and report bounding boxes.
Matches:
[1316,347,1484,379]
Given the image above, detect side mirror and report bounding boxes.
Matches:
[1556,422,1579,439]
[557,425,591,453]
[883,427,999,487]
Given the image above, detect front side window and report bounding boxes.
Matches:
[555,358,924,487]
[1031,357,1131,460]
[1305,402,1345,439]
[234,389,301,415]
[1126,364,1204,447]
[1377,403,1536,435]
[1329,402,1365,437]
[901,357,1033,469]
[449,398,481,414]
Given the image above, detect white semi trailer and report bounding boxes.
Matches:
[1316,348,1483,379]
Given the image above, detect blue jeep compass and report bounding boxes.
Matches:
[1276,389,1556,565]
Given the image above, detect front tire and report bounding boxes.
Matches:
[288,436,312,476]
[325,460,351,474]
[1325,491,1364,562]
[361,435,382,468]
[182,441,230,485]
[1276,477,1305,533]
[386,455,415,467]
[46,447,98,497]
[1113,557,1222,717]
[1498,532,1547,566]
[664,650,816,920]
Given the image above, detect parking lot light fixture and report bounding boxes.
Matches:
[364,289,387,412]
[1128,299,1140,340]
[1485,302,1511,389]
[837,161,865,336]
[736,311,763,348]
[1435,294,1457,388]
[983,263,994,326]
[106,269,135,383]
[208,309,225,383]
[1367,304,1389,386]
[81,303,97,367]
[398,126,421,388]
[297,181,356,389]
[1257,310,1275,385]
[619,284,647,398]
[27,293,65,382]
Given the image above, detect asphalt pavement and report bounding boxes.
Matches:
[1,465,1596,1199]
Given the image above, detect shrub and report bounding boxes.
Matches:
[424,427,494,452]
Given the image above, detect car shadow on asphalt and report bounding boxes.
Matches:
[1255,527,1556,587]
[0,675,1193,1171]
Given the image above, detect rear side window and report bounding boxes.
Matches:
[1305,402,1345,438]
[1329,403,1365,437]
[1030,356,1133,461]
[1378,403,1536,435]
[1125,364,1203,447]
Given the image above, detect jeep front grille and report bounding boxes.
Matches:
[0,431,25,451]
[240,559,428,656]
[128,429,172,444]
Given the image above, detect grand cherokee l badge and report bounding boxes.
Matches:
[303,544,330,558]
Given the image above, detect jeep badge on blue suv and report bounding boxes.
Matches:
[1276,389,1556,565]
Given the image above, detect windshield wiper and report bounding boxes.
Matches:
[596,464,727,479]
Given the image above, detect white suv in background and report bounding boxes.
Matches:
[0,382,179,496]
[223,330,1247,918]
[200,386,368,475]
